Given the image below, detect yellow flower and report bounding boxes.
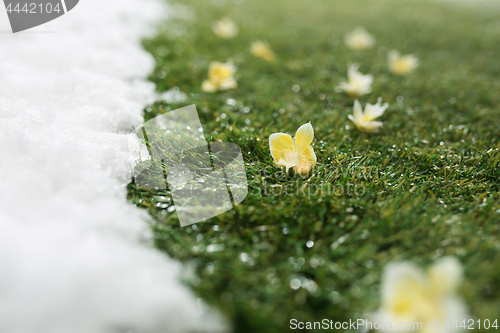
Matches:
[373,257,469,333]
[336,63,373,97]
[211,17,238,39]
[344,26,375,50]
[269,122,317,175]
[348,98,388,133]
[251,40,276,62]
[201,61,237,93]
[388,50,419,75]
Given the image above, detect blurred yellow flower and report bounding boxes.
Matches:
[211,17,238,39]
[251,40,276,62]
[336,63,373,97]
[269,122,317,175]
[202,61,237,93]
[348,98,388,133]
[373,257,469,333]
[388,50,419,75]
[344,26,375,50]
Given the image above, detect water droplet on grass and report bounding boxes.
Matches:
[329,291,341,304]
[310,258,318,268]
[290,279,301,290]
[377,46,388,57]
[206,244,224,252]
[240,252,249,262]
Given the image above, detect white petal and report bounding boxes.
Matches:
[335,82,350,93]
[380,262,428,323]
[353,100,364,121]
[388,49,400,61]
[347,115,361,129]
[428,256,463,296]
[202,80,217,92]
[364,97,388,121]
[360,121,383,132]
[219,77,237,90]
[440,295,471,329]
[347,63,361,80]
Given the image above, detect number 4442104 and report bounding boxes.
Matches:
[444,319,499,330]
[6,3,62,14]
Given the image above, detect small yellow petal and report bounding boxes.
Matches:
[251,40,276,62]
[202,80,216,92]
[381,262,429,323]
[211,17,238,39]
[294,122,314,153]
[336,64,373,97]
[388,50,418,75]
[269,133,294,162]
[277,149,300,172]
[376,258,469,329]
[344,26,375,50]
[363,97,388,122]
[203,61,237,92]
[294,145,317,175]
[208,62,235,82]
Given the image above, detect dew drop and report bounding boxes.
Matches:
[290,279,301,290]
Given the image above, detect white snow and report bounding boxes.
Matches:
[0,1,228,333]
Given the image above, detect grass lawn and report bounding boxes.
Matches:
[127,0,500,331]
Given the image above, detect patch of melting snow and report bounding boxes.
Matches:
[0,1,227,333]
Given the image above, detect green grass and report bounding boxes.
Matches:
[127,0,500,331]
